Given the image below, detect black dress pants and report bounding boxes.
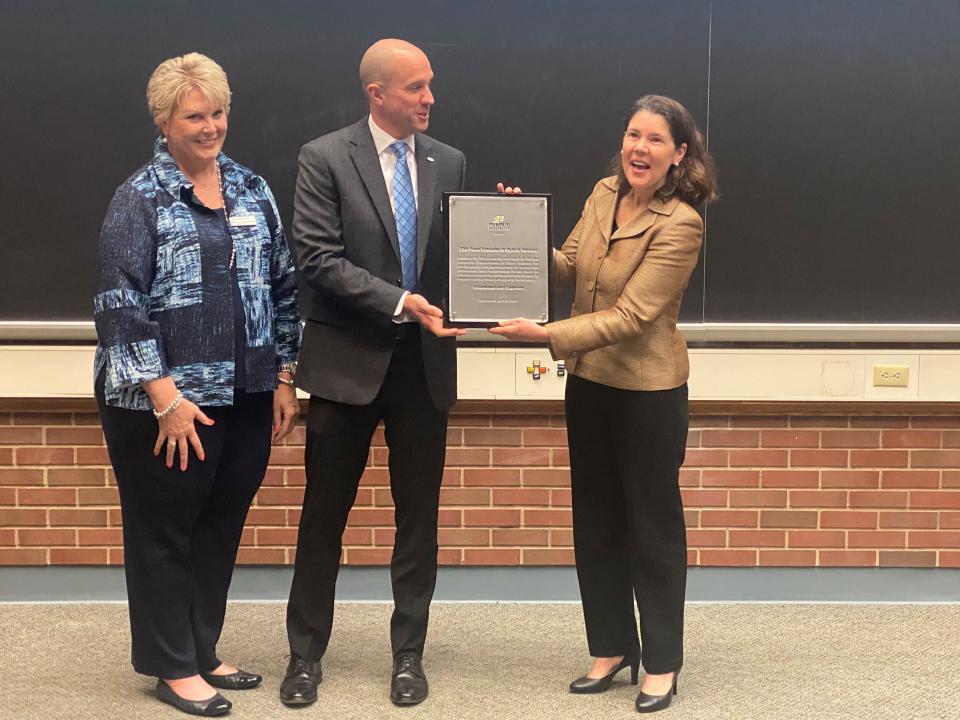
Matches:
[97,377,272,678]
[565,374,689,674]
[286,331,448,661]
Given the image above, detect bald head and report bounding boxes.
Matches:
[359,39,428,89]
[361,38,435,139]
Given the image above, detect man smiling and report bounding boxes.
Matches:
[281,39,466,708]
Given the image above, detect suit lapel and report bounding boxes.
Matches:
[348,121,401,264]
[414,136,438,274]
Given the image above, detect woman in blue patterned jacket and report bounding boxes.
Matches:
[94,53,300,717]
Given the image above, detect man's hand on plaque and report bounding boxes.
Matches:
[404,293,467,338]
[488,318,549,342]
[496,182,523,194]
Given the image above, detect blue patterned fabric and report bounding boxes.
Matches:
[390,141,418,291]
[94,138,300,410]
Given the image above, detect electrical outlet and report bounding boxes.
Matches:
[873,365,910,387]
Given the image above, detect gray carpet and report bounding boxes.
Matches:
[1,602,958,719]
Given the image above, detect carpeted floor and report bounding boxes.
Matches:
[1,602,958,719]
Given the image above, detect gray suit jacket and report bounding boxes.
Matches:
[291,117,467,408]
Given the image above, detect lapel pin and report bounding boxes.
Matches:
[427,156,435,162]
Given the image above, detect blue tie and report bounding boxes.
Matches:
[390,141,418,292]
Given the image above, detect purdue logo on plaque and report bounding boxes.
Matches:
[444,193,553,327]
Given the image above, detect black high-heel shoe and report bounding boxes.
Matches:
[634,670,679,713]
[569,651,641,694]
[156,679,232,717]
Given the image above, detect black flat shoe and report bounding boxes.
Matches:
[569,651,641,694]
[156,679,231,717]
[635,671,679,713]
[390,651,428,706]
[279,653,322,707]
[200,668,262,690]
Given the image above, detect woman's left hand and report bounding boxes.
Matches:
[272,383,299,444]
[488,318,550,342]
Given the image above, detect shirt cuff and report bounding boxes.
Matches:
[392,291,410,323]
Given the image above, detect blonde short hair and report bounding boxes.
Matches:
[146,52,231,126]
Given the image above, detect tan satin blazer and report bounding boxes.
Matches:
[546,176,703,391]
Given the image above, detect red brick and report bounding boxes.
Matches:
[521,469,569,487]
[19,528,76,546]
[880,471,938,489]
[346,508,394,526]
[342,528,373,545]
[821,430,879,449]
[0,548,47,564]
[12,413,67,425]
[240,528,255,547]
[941,512,960,529]
[492,488,549,506]
[701,430,759,448]
[73,413,102,426]
[46,427,105,445]
[437,548,463,565]
[683,449,730,467]
[760,470,819,488]
[684,509,700,527]
[789,416,848,428]
[689,416,729,428]
[448,413,492,428]
[912,416,960,428]
[267,446,302,466]
[789,490,847,508]
[371,448,388,466]
[0,427,43,444]
[464,428,522,446]
[849,450,909,468]
[879,551,936,567]
[729,490,787,508]
[760,430,819,448]
[879,512,938,529]
[464,469,522,487]
[441,469,462,487]
[492,448,550,466]
[523,508,572,527]
[438,509,462,526]
[908,531,960,549]
[700,510,758,528]
[246,508,286,526]
[848,531,906,548]
[910,491,960,509]
[943,432,960,448]
[0,488,13,505]
[0,529,13,545]
[373,527,396,546]
[445,427,463,446]
[236,548,287,564]
[821,511,877,529]
[728,529,784,548]
[851,417,909,429]
[346,547,392,565]
[523,548,574,564]
[0,449,11,465]
[440,488,491,505]
[700,549,757,566]
[256,528,299,545]
[256,487,305,506]
[551,489,571,507]
[730,415,788,428]
[681,489,729,507]
[15,447,75,465]
[75,447,111,465]
[552,448,570,466]
[281,426,307,446]
[759,549,816,566]
[49,509,107,527]
[701,470,760,488]
[445,448,491,466]
[790,449,847,467]
[911,450,960,468]
[686,528,727,546]
[464,548,521,565]
[760,510,818,528]
[371,488,392,507]
[437,528,490,546]
[50,548,109,564]
[882,430,941,449]
[819,550,877,566]
[0,508,47,526]
[47,468,107,486]
[0,469,44,486]
[940,552,960,567]
[359,468,389,487]
[492,528,549,546]
[77,488,120,505]
[787,530,845,548]
[491,414,552,428]
[686,430,701,448]
[462,508,521,527]
[821,470,879,489]
[730,449,788,467]
[18,488,76,506]
[522,428,568,446]
[550,528,574,546]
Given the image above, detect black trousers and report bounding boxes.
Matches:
[565,374,689,674]
[286,331,448,661]
[97,376,272,678]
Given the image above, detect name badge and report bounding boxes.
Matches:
[229,214,257,227]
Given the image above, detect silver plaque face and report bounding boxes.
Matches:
[446,193,551,326]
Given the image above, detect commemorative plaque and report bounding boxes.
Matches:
[444,193,552,327]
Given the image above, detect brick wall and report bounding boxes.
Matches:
[1,401,959,568]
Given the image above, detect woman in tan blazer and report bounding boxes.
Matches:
[493,95,717,714]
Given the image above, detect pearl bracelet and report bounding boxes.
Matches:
[153,391,183,420]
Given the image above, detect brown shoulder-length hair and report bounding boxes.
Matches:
[611,95,718,206]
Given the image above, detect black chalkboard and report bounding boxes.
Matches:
[1,0,957,328]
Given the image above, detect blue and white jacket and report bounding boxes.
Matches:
[94,139,300,410]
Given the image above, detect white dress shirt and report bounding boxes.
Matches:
[368,116,418,320]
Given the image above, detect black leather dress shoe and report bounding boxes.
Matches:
[279,653,322,707]
[200,668,262,690]
[156,679,231,717]
[390,652,428,706]
[569,651,641,694]
[635,671,679,713]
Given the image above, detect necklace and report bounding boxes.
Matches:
[214,161,236,269]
